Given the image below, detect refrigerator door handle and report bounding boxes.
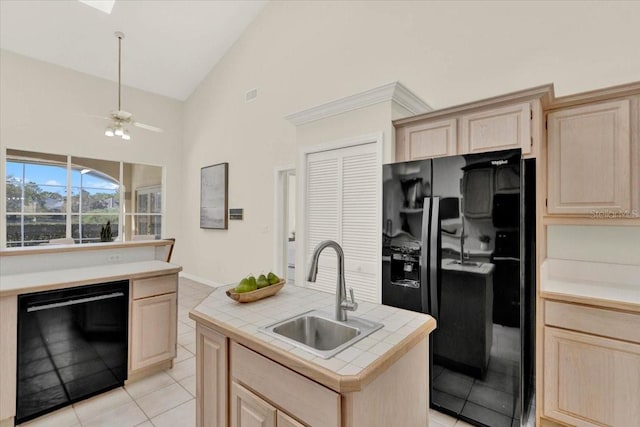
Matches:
[429,197,440,320]
[420,197,432,314]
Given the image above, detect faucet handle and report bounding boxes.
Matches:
[342,287,358,312]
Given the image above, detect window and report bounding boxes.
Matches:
[6,158,68,247]
[3,149,163,247]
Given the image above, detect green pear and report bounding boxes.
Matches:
[235,277,255,293]
[247,275,257,290]
[267,272,280,285]
[256,274,269,289]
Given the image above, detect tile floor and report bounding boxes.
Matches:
[18,277,484,427]
[432,324,521,427]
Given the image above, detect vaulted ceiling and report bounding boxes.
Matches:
[0,0,268,100]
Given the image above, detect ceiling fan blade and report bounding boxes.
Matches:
[133,122,164,133]
[85,113,110,121]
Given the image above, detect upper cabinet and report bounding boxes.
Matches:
[547,99,632,216]
[393,86,550,163]
[400,118,457,160]
[461,103,531,155]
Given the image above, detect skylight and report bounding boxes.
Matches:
[78,0,115,15]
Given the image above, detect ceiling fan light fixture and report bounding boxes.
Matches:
[114,126,124,137]
[105,127,115,137]
[122,130,131,140]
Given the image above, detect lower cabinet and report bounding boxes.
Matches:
[129,274,178,374]
[230,382,307,427]
[542,301,640,427]
[196,324,228,427]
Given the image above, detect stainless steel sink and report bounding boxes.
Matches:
[447,259,482,267]
[260,310,383,359]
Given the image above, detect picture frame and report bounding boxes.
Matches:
[200,162,228,229]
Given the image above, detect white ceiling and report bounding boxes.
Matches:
[0,0,268,100]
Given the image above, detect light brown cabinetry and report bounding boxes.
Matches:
[393,86,549,163]
[547,99,632,215]
[542,300,640,426]
[231,382,276,427]
[461,103,531,155]
[130,274,178,373]
[401,118,457,160]
[196,324,228,427]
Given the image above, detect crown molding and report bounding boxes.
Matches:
[285,81,432,126]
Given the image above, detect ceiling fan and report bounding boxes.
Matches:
[97,31,164,140]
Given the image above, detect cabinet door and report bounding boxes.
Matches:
[130,293,177,372]
[544,327,640,427]
[231,382,276,427]
[462,168,494,218]
[461,103,531,154]
[197,325,227,427]
[547,99,631,215]
[402,119,457,160]
[276,412,306,427]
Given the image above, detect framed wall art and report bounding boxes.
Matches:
[200,162,228,229]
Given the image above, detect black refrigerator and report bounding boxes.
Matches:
[382,149,535,427]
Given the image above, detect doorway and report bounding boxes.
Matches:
[275,168,296,284]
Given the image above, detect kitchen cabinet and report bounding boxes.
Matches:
[462,167,494,218]
[276,412,305,427]
[542,300,640,427]
[196,324,228,427]
[547,99,632,216]
[399,118,457,161]
[460,103,531,155]
[231,382,276,427]
[393,86,547,163]
[130,273,178,373]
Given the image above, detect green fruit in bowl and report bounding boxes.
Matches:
[247,275,257,289]
[256,274,269,289]
[267,272,280,285]
[235,277,257,293]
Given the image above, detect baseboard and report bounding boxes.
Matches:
[179,271,226,288]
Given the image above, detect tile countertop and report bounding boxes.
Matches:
[0,260,182,297]
[541,258,640,312]
[189,284,436,393]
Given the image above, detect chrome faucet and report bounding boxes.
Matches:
[460,215,467,264]
[307,240,358,321]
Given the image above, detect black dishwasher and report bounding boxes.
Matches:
[16,281,129,424]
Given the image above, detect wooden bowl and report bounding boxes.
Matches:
[225,280,286,303]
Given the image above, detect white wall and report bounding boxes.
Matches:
[0,51,183,245]
[179,1,640,283]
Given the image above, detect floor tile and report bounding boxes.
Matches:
[125,371,176,400]
[475,369,518,395]
[134,422,153,427]
[73,387,132,424]
[81,400,147,427]
[461,401,512,427]
[134,383,191,418]
[18,406,79,427]
[150,399,195,427]
[179,375,196,397]
[432,389,466,415]
[175,345,195,363]
[467,383,515,417]
[433,369,473,399]
[167,358,195,382]
[429,407,458,426]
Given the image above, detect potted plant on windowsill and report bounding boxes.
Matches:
[479,234,491,251]
[100,221,114,242]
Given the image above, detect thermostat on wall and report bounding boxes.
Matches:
[229,208,243,220]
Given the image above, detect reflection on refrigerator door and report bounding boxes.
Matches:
[382,150,535,427]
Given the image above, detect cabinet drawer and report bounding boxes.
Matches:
[132,274,178,299]
[545,300,640,343]
[230,342,340,427]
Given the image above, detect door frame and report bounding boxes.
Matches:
[273,166,295,278]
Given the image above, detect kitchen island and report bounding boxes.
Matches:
[190,284,436,427]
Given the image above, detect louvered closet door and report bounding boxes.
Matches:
[305,142,380,303]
